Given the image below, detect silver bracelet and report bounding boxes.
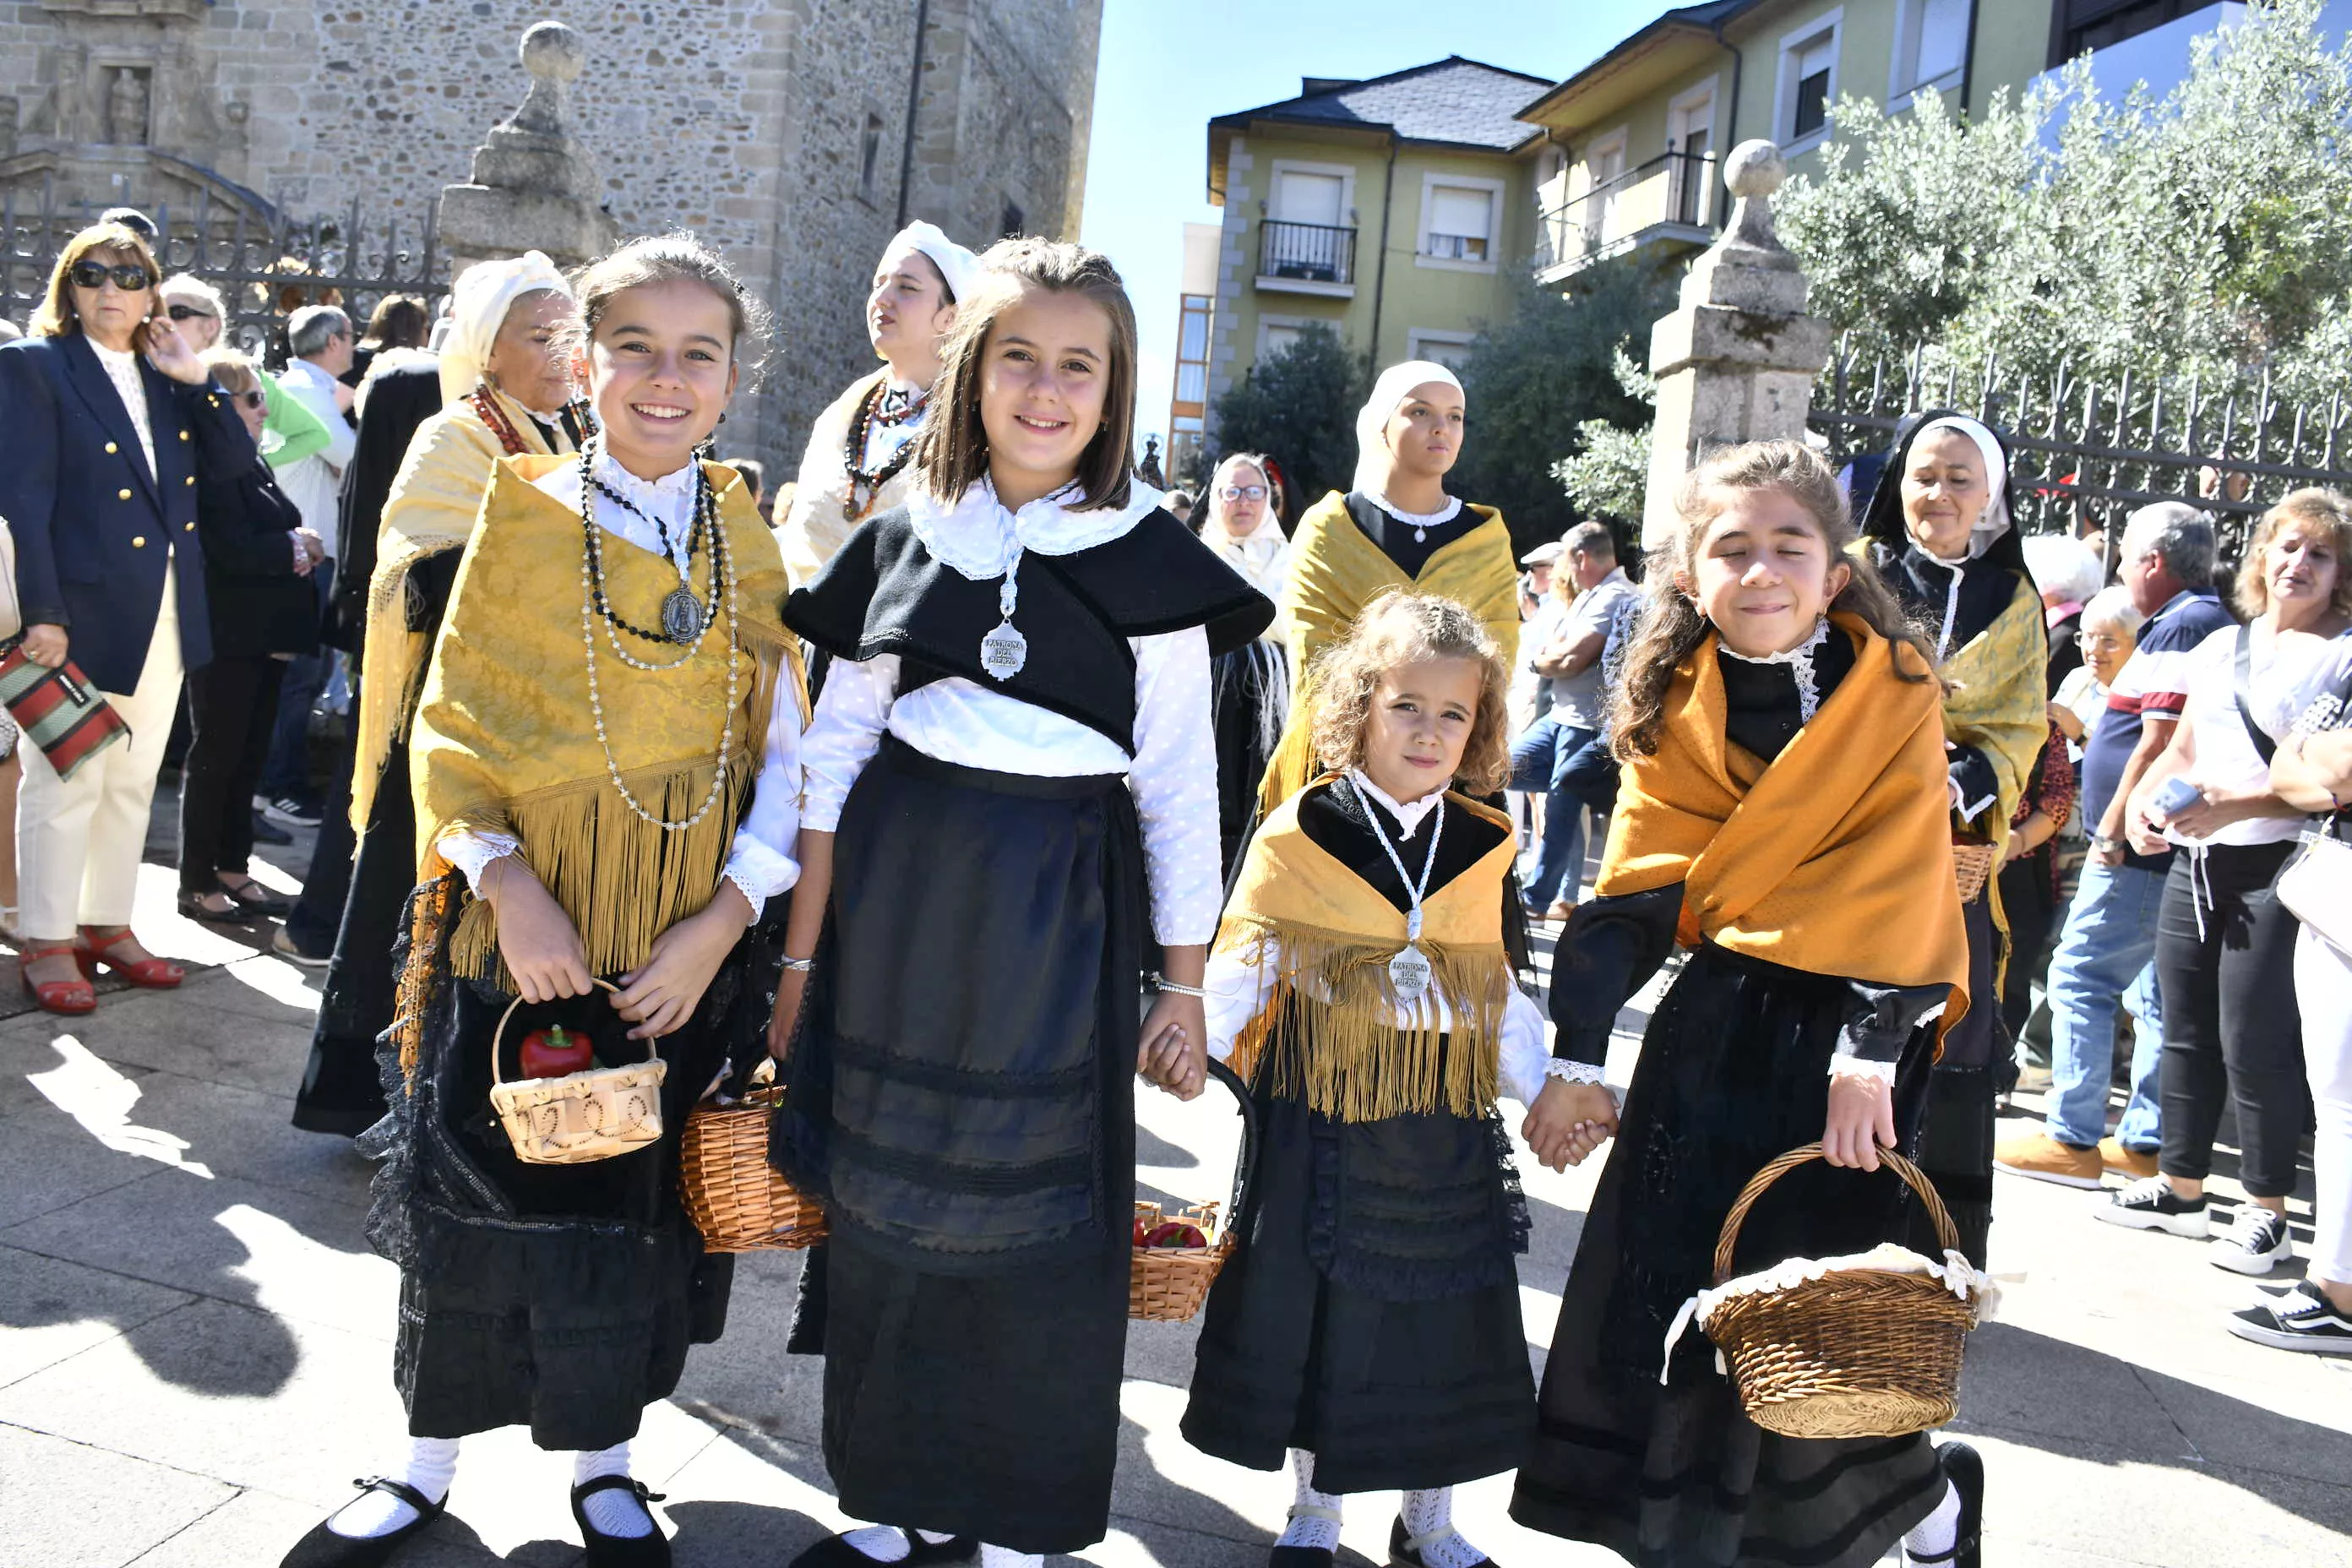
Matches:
[1149,972,1206,999]
[779,955,814,973]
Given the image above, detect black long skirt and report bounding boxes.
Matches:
[1903,891,2001,1267]
[291,740,415,1135]
[778,738,1141,1554]
[1511,944,1947,1568]
[1211,640,1289,884]
[1182,1089,1533,1494]
[363,881,760,1450]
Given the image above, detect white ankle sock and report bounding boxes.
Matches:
[325,1435,459,1539]
[1399,1487,1485,1568]
[842,1526,961,1562]
[1274,1448,1343,1554]
[574,1441,655,1538]
[977,1546,1039,1568]
[1903,1479,1963,1560]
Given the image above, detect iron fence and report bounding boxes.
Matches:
[1258,220,1357,286]
[1,174,446,366]
[1808,338,2352,568]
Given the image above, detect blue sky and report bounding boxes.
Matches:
[1075,0,1676,461]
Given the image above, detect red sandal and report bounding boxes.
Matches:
[74,927,185,989]
[19,942,96,1015]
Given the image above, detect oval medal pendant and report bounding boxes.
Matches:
[1388,943,1433,1004]
[661,587,705,644]
[980,618,1028,681]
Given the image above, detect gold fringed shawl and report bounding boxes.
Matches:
[1214,779,1518,1121]
[350,387,575,832]
[1939,575,2050,852]
[1597,613,1973,1043]
[407,455,803,992]
[1256,491,1521,811]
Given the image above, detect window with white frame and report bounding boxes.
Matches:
[1427,185,1494,261]
[1258,318,1307,362]
[1777,13,1842,146]
[1893,0,1970,97]
[1406,329,1474,371]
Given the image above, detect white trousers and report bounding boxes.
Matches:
[2297,925,2352,1288]
[17,568,184,938]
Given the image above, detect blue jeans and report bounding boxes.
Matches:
[2044,858,2169,1150]
[1510,716,1620,907]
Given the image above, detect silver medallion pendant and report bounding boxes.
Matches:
[1388,943,1434,1004]
[661,588,706,644]
[980,618,1028,681]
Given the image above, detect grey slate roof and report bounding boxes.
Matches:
[1211,56,1552,151]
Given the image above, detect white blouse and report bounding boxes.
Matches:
[798,478,1222,946]
[435,451,803,917]
[90,340,157,480]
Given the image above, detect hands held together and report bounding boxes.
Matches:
[1522,1079,1619,1173]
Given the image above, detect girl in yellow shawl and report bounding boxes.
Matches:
[1513,442,1984,1568]
[286,237,803,1568]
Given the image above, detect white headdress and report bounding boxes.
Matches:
[1353,360,1466,496]
[438,250,574,407]
[880,220,983,307]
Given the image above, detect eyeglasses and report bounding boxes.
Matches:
[68,259,154,292]
[234,390,265,411]
[1220,484,1267,501]
[166,303,216,323]
[2076,632,2126,649]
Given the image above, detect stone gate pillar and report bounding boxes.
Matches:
[438,21,619,279]
[1639,139,1832,547]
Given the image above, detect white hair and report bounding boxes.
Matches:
[2022,532,2102,606]
[2080,585,2148,640]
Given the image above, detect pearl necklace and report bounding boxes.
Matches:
[576,451,742,832]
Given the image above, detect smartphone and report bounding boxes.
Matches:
[2150,776,2203,821]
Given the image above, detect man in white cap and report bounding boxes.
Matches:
[776,220,981,587]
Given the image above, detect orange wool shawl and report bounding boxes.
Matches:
[1597,613,1972,1041]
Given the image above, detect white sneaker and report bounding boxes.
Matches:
[2209,1207,2294,1276]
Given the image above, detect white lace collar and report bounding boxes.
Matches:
[907,475,1167,581]
[591,445,699,515]
[1720,617,1832,721]
[1347,767,1446,836]
[1368,490,1463,528]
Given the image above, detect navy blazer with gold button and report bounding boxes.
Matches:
[0,332,221,692]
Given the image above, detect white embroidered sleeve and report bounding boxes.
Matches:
[438,829,521,890]
[802,653,898,832]
[1827,1055,1901,1084]
[1498,985,1552,1106]
[1202,941,1272,1064]
[718,677,805,918]
[1129,625,1222,946]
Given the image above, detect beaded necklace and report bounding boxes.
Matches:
[576,442,720,653]
[469,384,532,457]
[841,378,927,522]
[574,443,741,833]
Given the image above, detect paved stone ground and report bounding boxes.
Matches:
[3,799,2349,1566]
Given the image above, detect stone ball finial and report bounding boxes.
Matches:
[1723,140,1787,200]
[520,20,585,84]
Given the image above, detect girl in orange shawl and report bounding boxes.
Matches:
[1512,443,1983,1568]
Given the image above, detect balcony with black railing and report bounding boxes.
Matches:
[1533,149,1721,281]
[1255,219,1358,293]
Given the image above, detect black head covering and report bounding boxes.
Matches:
[1859,407,2028,580]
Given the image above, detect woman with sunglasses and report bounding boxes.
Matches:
[159,272,340,472]
[0,221,242,1013]
[1197,451,1293,878]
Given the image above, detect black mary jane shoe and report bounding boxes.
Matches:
[220,874,294,918]
[178,889,253,926]
[278,1476,446,1567]
[570,1474,672,1566]
[1903,1440,1984,1568]
[1264,1503,1343,1568]
[791,1530,979,1568]
[1389,1517,1494,1568]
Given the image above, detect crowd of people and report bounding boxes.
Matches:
[0,202,2345,1568]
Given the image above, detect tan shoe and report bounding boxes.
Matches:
[1994,1130,2104,1189]
[2099,1137,2159,1180]
[1545,899,1576,923]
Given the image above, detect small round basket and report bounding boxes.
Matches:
[1952,839,1997,905]
[1701,1144,1984,1440]
[1129,1058,1256,1323]
[679,1084,828,1253]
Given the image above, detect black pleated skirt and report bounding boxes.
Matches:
[1511,944,1949,1568]
[292,743,416,1135]
[1181,1090,1534,1494]
[779,738,1142,1554]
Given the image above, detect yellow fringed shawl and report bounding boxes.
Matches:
[350,387,575,832]
[1215,779,1518,1121]
[1939,574,2050,852]
[1257,491,1521,811]
[407,455,803,990]
[1598,614,1972,1043]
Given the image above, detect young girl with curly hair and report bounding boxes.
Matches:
[1183,590,1550,1568]
[1513,441,1986,1568]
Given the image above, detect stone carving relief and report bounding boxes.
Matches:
[106,67,150,145]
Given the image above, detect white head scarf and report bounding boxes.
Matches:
[1909,412,2012,563]
[1353,360,1466,497]
[880,220,983,308]
[438,250,574,406]
[1201,454,1290,601]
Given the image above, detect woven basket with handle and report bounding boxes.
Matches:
[1952,839,1997,904]
[1701,1143,1984,1440]
[487,979,667,1166]
[1130,1058,1257,1322]
[679,1080,828,1253]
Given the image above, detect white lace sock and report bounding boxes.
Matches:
[1903,1480,1963,1560]
[1399,1486,1486,1568]
[325,1435,459,1538]
[574,1442,655,1538]
[841,1526,962,1561]
[1274,1448,1344,1553]
[978,1546,1040,1568]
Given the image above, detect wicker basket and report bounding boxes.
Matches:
[1129,1058,1256,1322]
[487,979,667,1166]
[1701,1144,1984,1440]
[678,1083,828,1253]
[1952,839,1998,904]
